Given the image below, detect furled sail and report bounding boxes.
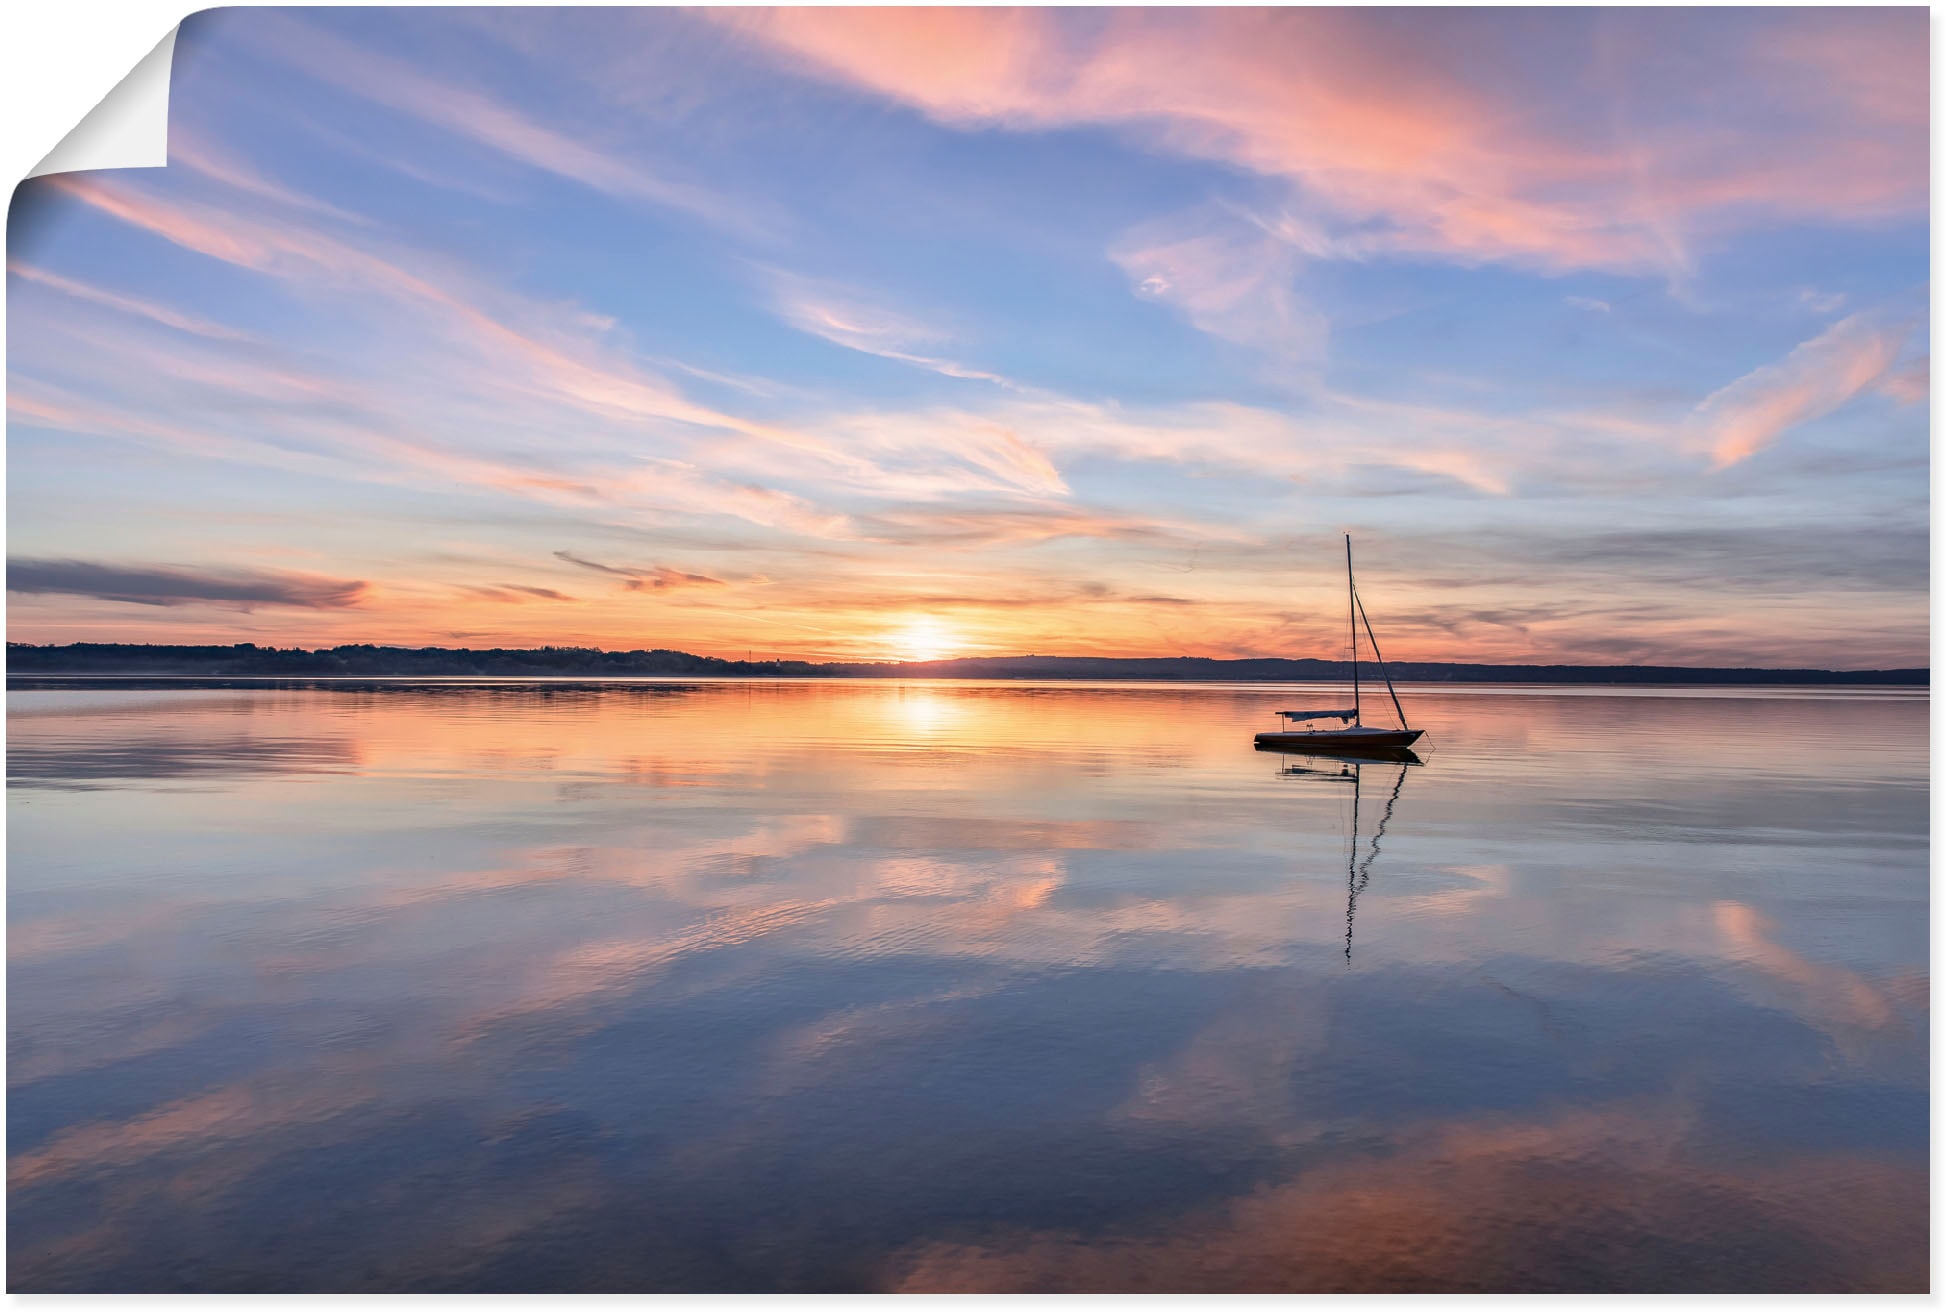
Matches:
[1278,709,1357,723]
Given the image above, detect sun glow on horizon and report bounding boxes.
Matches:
[889,615,962,663]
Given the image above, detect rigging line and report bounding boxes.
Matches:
[1354,586,1409,731]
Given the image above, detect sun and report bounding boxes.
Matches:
[890,615,960,663]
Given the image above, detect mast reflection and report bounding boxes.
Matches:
[1265,744,1421,963]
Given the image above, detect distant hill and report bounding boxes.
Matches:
[3,642,1927,685]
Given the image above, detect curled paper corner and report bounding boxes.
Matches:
[28,26,179,179]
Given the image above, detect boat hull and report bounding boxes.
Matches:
[1253,726,1424,755]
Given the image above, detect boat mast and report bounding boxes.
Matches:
[1346,534,1360,725]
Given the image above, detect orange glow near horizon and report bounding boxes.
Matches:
[5,568,1925,670]
[887,615,962,663]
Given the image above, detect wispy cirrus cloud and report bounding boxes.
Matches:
[820,395,1531,501]
[8,344,615,508]
[1876,356,1929,406]
[852,502,1197,550]
[718,8,1925,280]
[33,173,873,486]
[456,584,575,604]
[1689,309,1915,468]
[9,280,865,553]
[8,382,302,469]
[554,551,727,591]
[169,131,374,228]
[790,404,1070,501]
[1109,206,1324,367]
[224,10,761,236]
[6,260,249,341]
[763,268,1018,388]
[43,174,775,442]
[7,559,368,610]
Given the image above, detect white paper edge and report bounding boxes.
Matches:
[26,23,178,179]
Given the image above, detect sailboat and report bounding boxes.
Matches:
[1254,534,1425,754]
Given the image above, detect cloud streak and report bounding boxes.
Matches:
[554,551,727,592]
[764,268,1019,388]
[28,173,898,531]
[8,559,368,610]
[720,8,1926,279]
[6,260,249,341]
[457,584,575,603]
[36,174,788,449]
[1690,310,1913,467]
[226,11,759,235]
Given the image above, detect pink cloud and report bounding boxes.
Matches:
[14,371,594,508]
[719,9,1925,277]
[1109,207,1323,364]
[169,131,374,227]
[847,396,1537,499]
[1876,357,1929,406]
[41,174,851,468]
[31,174,937,538]
[1690,310,1913,468]
[8,383,273,466]
[7,260,249,341]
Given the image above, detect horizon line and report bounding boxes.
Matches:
[4,640,1928,678]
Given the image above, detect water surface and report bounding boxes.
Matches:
[7,680,1929,1291]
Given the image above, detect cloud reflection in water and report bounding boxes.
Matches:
[6,680,1928,1291]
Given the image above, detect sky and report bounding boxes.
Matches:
[5,6,1931,667]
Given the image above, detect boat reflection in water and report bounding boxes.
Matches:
[1262,742,1421,962]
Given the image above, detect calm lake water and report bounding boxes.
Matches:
[7,679,1929,1292]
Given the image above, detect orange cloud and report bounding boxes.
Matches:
[884,1100,1927,1291]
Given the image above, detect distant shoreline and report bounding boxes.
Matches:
[3,643,1927,686]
